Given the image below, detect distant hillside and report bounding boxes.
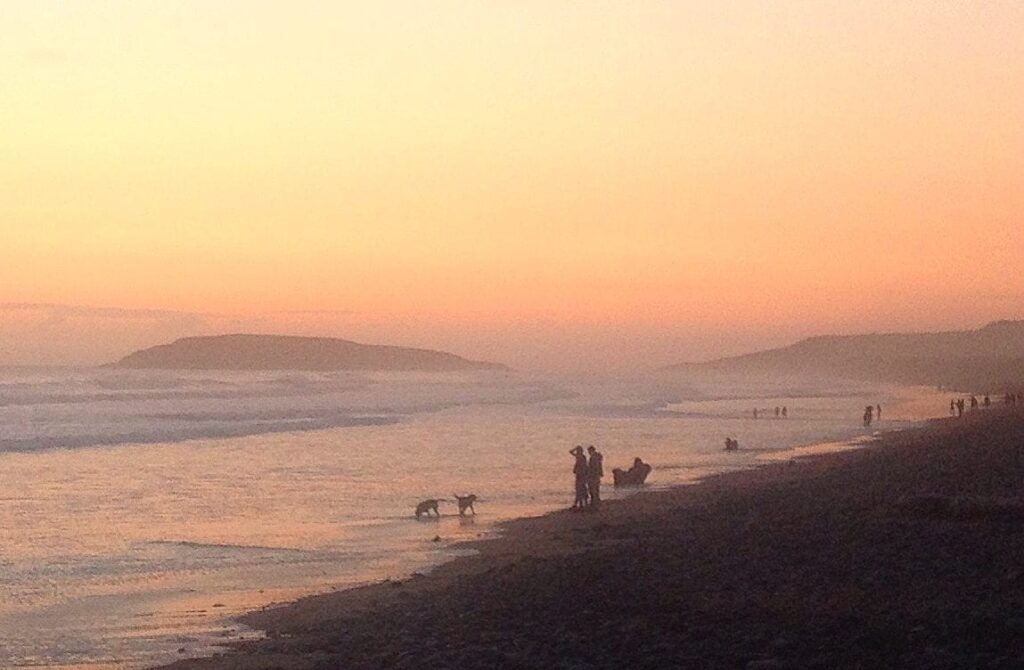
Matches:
[664,321,1024,391]
[109,334,507,372]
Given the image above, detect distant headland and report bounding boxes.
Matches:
[663,320,1024,391]
[108,334,507,372]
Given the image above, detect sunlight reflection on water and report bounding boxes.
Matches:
[0,370,945,668]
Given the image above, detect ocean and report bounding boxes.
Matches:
[0,367,944,669]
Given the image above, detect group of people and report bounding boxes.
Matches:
[948,393,1019,417]
[570,446,653,508]
[569,445,603,510]
[863,403,882,427]
[950,395,983,416]
[752,406,788,419]
[566,390,1019,511]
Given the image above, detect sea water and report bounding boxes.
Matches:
[0,368,945,669]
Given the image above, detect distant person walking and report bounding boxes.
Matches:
[876,404,882,420]
[950,399,956,415]
[970,395,979,411]
[863,405,874,427]
[957,398,965,417]
[586,445,604,509]
[570,446,589,511]
[781,406,788,418]
[774,406,780,418]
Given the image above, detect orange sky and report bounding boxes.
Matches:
[1,2,1022,370]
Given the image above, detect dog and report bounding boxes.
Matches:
[453,493,477,516]
[414,499,442,518]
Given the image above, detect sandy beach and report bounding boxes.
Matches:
[160,409,1024,670]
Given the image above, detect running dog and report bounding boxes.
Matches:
[453,493,478,516]
[414,499,442,518]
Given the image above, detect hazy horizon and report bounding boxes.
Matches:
[1,301,1021,372]
[2,2,1022,372]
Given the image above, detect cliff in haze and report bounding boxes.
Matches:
[664,320,1024,391]
[109,334,507,372]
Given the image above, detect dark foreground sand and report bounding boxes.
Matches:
[162,410,1024,670]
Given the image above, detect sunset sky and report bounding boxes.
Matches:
[2,1,1022,371]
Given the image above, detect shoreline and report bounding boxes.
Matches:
[149,398,929,666]
[158,407,1024,669]
[171,414,920,659]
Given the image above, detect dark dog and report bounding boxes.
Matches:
[414,499,442,518]
[453,493,477,516]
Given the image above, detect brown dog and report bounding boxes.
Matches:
[414,499,441,518]
[453,493,477,516]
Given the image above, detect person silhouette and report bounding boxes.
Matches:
[781,406,788,418]
[631,456,651,478]
[586,445,604,509]
[614,457,653,485]
[569,446,589,510]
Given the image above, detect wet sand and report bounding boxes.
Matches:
[160,409,1024,669]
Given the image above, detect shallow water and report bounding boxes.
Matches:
[0,368,944,669]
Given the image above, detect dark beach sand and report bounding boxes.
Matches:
[161,410,1024,670]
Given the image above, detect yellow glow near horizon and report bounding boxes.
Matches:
[1,1,1023,368]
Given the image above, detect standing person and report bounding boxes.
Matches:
[863,405,874,427]
[569,446,589,511]
[950,399,956,415]
[876,404,882,420]
[586,445,603,509]
[781,406,788,418]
